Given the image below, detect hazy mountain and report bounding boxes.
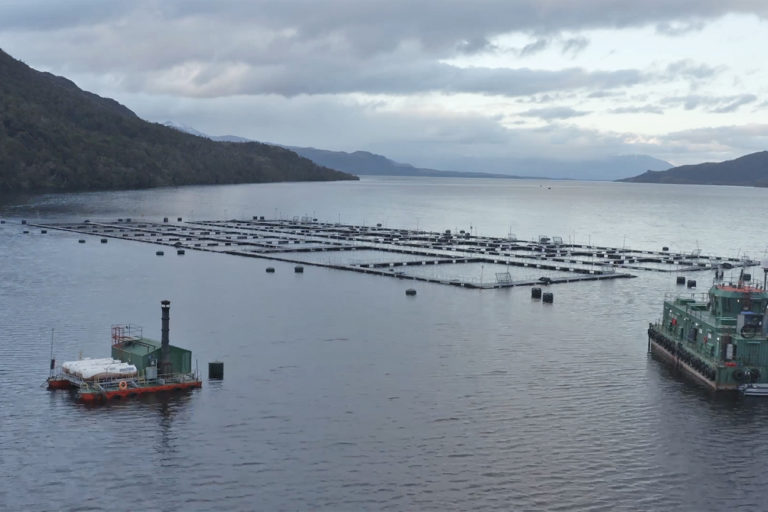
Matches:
[285,147,533,179]
[620,151,768,187]
[421,154,673,180]
[164,121,670,181]
[161,122,252,143]
[0,48,356,193]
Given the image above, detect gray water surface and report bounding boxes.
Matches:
[2,177,768,511]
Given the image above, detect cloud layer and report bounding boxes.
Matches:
[1,0,767,169]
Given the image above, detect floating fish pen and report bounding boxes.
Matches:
[30,218,756,290]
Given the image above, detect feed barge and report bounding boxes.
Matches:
[648,273,768,392]
[47,300,201,402]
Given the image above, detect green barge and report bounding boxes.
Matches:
[47,300,201,402]
[648,275,768,391]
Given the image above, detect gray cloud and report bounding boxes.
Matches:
[519,38,549,56]
[711,94,758,113]
[0,1,760,101]
[520,107,589,120]
[1,0,766,169]
[649,124,768,162]
[666,60,720,80]
[3,1,767,70]
[609,105,664,114]
[656,20,706,36]
[111,58,647,98]
[457,37,497,54]
[663,94,757,112]
[3,1,766,39]
[561,37,589,56]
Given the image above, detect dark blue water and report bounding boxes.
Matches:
[3,177,768,511]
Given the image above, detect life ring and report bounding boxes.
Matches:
[741,325,758,339]
[118,380,127,390]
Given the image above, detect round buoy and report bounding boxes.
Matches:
[177,249,185,255]
[266,267,275,273]
[405,288,417,296]
[177,217,182,222]
[543,292,554,304]
[676,276,686,285]
[156,250,164,256]
[531,287,542,299]
[294,266,304,273]
[662,246,669,251]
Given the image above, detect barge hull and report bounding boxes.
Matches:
[78,380,202,403]
[648,326,737,391]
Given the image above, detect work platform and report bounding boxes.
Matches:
[29,217,755,289]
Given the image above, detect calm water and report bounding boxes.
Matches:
[3,177,768,511]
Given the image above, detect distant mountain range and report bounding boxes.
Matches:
[284,147,534,179]
[163,123,672,181]
[621,151,768,187]
[0,49,355,194]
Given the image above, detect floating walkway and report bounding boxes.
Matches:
[28,217,756,290]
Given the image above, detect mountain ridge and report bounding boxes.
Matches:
[0,49,356,193]
[164,122,671,181]
[620,151,768,186]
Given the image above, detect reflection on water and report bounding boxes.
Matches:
[3,177,768,510]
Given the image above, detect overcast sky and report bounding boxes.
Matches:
[1,0,767,170]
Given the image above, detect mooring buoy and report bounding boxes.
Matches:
[266,267,275,273]
[405,288,417,296]
[531,287,542,299]
[543,292,554,303]
[208,361,224,380]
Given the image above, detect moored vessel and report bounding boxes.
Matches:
[648,271,768,391]
[47,300,201,402]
